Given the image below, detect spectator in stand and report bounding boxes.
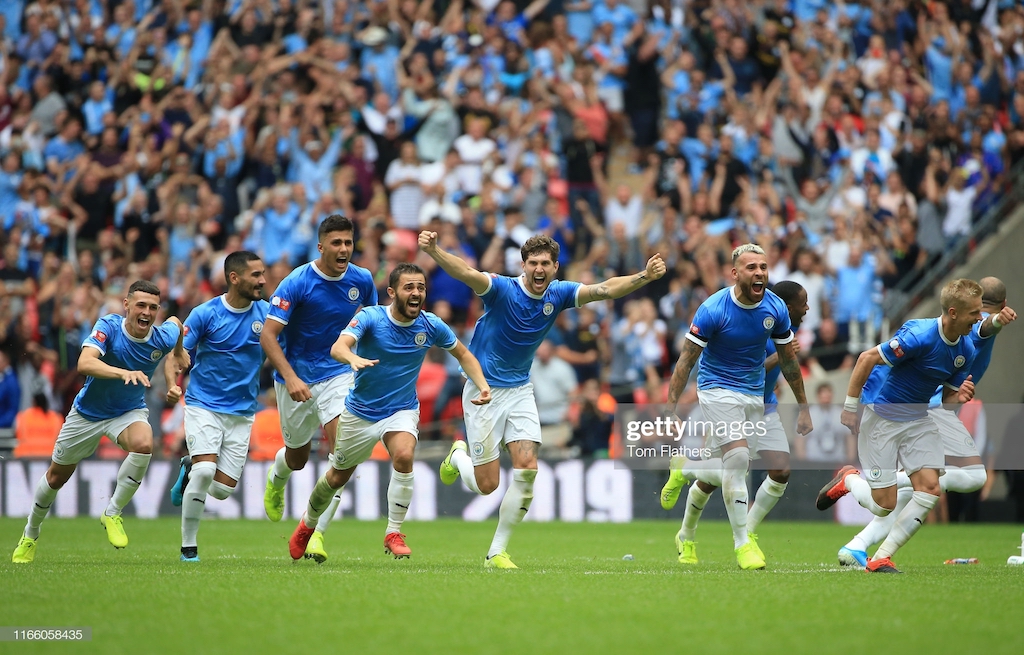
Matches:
[530,339,578,448]
[807,317,853,373]
[0,349,20,428]
[796,382,854,463]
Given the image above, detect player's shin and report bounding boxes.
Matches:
[182,462,216,548]
[315,454,344,533]
[25,476,59,539]
[304,475,339,528]
[487,469,536,558]
[105,453,151,517]
[874,491,938,560]
[847,485,913,553]
[746,476,787,534]
[940,466,987,494]
[386,469,415,534]
[679,483,711,541]
[721,447,750,548]
[270,448,292,488]
[452,446,483,494]
[846,473,892,517]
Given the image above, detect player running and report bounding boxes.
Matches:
[817,278,982,573]
[288,263,491,560]
[12,281,188,563]
[660,280,808,564]
[665,245,812,570]
[167,251,269,562]
[836,276,1016,567]
[422,231,666,568]
[260,214,377,563]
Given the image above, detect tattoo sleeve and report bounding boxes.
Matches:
[777,341,808,404]
[667,339,703,406]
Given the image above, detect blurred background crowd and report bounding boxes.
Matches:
[1,0,1022,481]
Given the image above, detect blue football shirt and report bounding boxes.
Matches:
[467,274,582,388]
[928,311,996,407]
[73,314,181,421]
[267,261,378,385]
[183,295,269,416]
[872,317,976,421]
[342,306,458,422]
[687,287,793,395]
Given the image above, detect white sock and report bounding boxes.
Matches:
[181,461,216,549]
[208,481,234,500]
[845,473,892,517]
[678,484,712,541]
[682,458,724,488]
[314,494,344,534]
[846,486,913,552]
[487,469,536,558]
[451,447,483,495]
[105,453,151,516]
[896,471,911,488]
[874,491,938,560]
[25,476,59,539]
[721,447,750,549]
[386,470,415,534]
[747,477,787,534]
[305,475,339,528]
[940,466,987,494]
[270,448,292,489]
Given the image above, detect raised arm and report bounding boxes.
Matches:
[979,305,1017,338]
[449,340,492,405]
[418,230,491,295]
[577,253,666,305]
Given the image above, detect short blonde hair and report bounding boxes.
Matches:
[732,243,766,265]
[940,278,983,313]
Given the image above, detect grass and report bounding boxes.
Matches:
[3,518,1023,655]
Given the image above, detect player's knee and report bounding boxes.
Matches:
[125,439,152,455]
[190,461,216,490]
[284,450,308,470]
[768,469,790,484]
[45,468,71,489]
[478,473,500,495]
[209,480,235,500]
[915,479,941,496]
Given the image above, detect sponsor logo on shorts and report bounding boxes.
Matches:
[251,321,264,334]
[93,330,107,343]
[763,317,775,331]
[954,355,966,368]
[348,287,359,301]
[414,332,427,346]
[472,442,485,457]
[151,350,163,361]
[869,466,882,480]
[543,302,554,316]
[889,339,904,358]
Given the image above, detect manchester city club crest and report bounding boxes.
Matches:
[869,466,882,480]
[543,302,554,316]
[252,321,264,334]
[954,355,966,368]
[415,333,427,346]
[763,316,775,330]
[472,442,485,456]
[348,287,359,301]
[151,350,162,362]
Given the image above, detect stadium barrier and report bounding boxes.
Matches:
[2,459,1019,523]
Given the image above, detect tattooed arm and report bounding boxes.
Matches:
[667,338,704,411]
[777,339,813,435]
[577,254,667,305]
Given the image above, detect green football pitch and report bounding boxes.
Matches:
[3,518,1023,654]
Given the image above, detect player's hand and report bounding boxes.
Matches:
[349,356,379,372]
[418,230,438,255]
[470,387,492,405]
[995,305,1017,327]
[791,340,802,356]
[841,409,859,436]
[285,377,312,403]
[958,375,975,403]
[796,406,813,435]
[121,370,151,387]
[645,253,667,281]
[166,385,183,404]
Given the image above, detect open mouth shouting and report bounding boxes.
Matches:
[530,272,546,291]
[137,315,152,331]
[751,280,765,296]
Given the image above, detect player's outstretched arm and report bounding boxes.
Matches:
[667,338,703,410]
[578,254,667,305]
[418,230,491,295]
[449,340,492,405]
[840,347,885,436]
[777,340,812,434]
[979,305,1017,337]
[329,333,379,371]
[77,347,151,387]
[260,318,312,402]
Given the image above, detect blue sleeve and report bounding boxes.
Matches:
[686,300,719,348]
[479,273,509,306]
[154,322,182,353]
[557,280,583,312]
[268,274,301,325]
[82,316,117,354]
[877,323,920,367]
[182,306,205,352]
[771,298,793,343]
[430,314,458,350]
[342,308,376,342]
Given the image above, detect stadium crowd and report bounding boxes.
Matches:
[1,0,1022,459]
